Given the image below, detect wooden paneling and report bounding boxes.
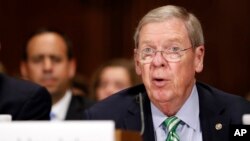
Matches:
[0,0,249,96]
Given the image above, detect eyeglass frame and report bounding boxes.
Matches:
[134,46,193,64]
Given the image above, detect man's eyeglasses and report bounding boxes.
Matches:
[135,47,192,64]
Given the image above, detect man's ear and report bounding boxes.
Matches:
[20,61,28,79]
[194,45,205,73]
[68,58,76,79]
[134,49,141,75]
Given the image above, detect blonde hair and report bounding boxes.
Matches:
[134,5,204,48]
[90,58,140,100]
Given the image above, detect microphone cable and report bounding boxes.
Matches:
[138,92,145,135]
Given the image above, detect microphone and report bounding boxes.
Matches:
[138,92,145,135]
[242,114,250,125]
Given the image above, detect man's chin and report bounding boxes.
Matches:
[151,89,174,101]
[44,86,57,95]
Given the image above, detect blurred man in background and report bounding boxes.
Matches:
[20,28,94,120]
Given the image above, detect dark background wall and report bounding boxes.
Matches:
[0,0,249,96]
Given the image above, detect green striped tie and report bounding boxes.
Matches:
[163,116,181,141]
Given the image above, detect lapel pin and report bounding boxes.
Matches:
[215,123,222,130]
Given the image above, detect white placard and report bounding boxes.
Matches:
[0,120,115,141]
[0,114,12,122]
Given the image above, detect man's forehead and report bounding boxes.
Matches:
[27,46,67,57]
[28,33,67,50]
[29,52,64,57]
[138,20,189,45]
[27,36,67,56]
[140,38,183,44]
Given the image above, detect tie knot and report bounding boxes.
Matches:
[163,116,181,132]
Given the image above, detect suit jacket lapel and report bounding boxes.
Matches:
[65,96,84,120]
[142,93,155,141]
[197,83,229,141]
[123,92,155,141]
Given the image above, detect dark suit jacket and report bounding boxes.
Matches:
[85,82,250,141]
[0,74,52,120]
[65,95,94,120]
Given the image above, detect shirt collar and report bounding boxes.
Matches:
[176,85,200,131]
[51,90,72,121]
[151,85,200,131]
[151,101,166,129]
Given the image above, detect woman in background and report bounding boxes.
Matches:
[91,58,140,101]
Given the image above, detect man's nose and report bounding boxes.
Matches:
[43,59,53,71]
[151,51,166,67]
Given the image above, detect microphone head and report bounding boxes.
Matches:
[242,114,250,125]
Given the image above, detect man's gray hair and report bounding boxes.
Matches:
[133,5,204,48]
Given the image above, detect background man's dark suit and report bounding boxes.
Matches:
[0,74,52,120]
[85,82,250,141]
[65,95,94,120]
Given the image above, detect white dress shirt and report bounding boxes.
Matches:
[50,90,72,121]
[151,85,202,141]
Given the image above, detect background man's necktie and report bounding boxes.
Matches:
[163,116,181,141]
